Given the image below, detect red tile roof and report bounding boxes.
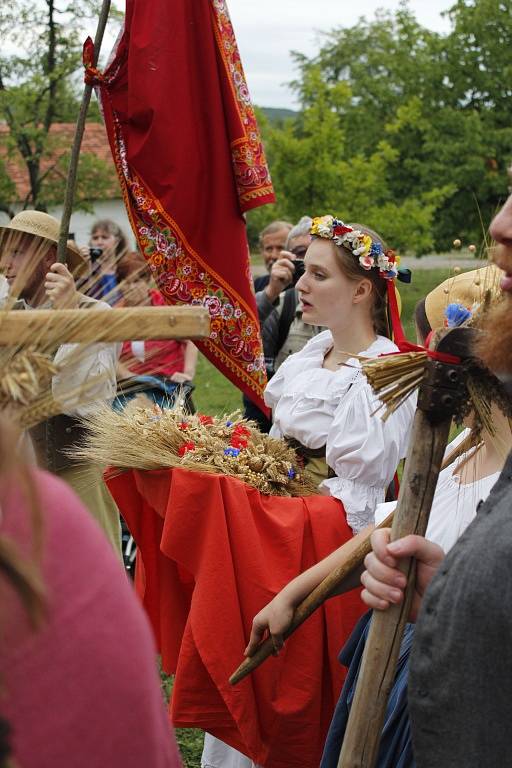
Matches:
[0,121,119,202]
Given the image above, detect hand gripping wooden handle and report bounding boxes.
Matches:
[229,512,394,686]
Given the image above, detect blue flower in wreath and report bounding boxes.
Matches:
[287,468,296,479]
[444,302,472,328]
[224,446,240,457]
[370,241,383,258]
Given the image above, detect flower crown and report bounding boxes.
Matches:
[310,215,400,280]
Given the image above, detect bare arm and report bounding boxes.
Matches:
[170,341,198,383]
[245,525,373,656]
[183,341,198,380]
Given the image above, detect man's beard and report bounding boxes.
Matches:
[475,296,512,377]
[474,245,512,378]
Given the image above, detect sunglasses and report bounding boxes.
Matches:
[290,245,308,259]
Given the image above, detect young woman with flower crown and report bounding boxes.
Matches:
[201,216,416,768]
[263,216,413,531]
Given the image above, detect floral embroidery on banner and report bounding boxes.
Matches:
[106,114,266,395]
[210,0,275,212]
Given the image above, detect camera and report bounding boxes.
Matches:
[89,247,103,261]
[290,244,307,286]
[292,259,305,286]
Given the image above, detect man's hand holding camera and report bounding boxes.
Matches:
[264,250,296,303]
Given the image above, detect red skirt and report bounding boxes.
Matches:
[107,467,365,768]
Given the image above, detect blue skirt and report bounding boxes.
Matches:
[320,612,416,768]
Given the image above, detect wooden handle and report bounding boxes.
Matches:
[338,409,451,768]
[0,306,210,345]
[229,512,394,686]
[57,0,112,263]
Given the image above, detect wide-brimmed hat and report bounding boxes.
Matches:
[425,263,503,330]
[0,211,88,277]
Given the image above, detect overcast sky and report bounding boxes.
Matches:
[226,0,454,108]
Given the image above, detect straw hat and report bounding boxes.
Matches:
[0,211,88,277]
[425,263,503,330]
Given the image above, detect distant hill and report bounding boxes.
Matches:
[260,106,298,123]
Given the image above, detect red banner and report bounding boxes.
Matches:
[89,0,275,409]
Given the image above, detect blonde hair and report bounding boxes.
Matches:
[0,418,46,766]
[0,418,46,626]
[90,219,129,258]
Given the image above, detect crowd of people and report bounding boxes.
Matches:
[0,187,511,768]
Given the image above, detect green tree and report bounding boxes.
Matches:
[442,0,512,241]
[260,63,453,253]
[445,0,512,117]
[276,0,512,251]
[0,158,16,216]
[292,5,444,156]
[264,66,351,221]
[0,0,121,214]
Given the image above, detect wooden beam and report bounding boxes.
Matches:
[0,306,210,345]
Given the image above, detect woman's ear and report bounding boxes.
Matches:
[352,277,373,304]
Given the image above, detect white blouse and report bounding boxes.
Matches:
[264,330,416,533]
[53,298,120,417]
[375,429,500,553]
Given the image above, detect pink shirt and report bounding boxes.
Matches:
[0,469,181,768]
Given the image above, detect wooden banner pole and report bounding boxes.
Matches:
[56,0,112,264]
[337,411,450,767]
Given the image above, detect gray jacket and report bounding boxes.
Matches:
[410,451,512,767]
[256,287,321,374]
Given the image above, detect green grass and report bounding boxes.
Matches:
[193,354,243,415]
[250,251,265,269]
[399,268,448,341]
[160,665,204,766]
[175,728,204,767]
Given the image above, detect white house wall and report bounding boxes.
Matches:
[0,199,136,252]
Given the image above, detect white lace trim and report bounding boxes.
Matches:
[321,476,385,533]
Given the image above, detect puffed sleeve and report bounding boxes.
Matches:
[322,379,415,533]
[264,360,287,413]
[264,329,332,415]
